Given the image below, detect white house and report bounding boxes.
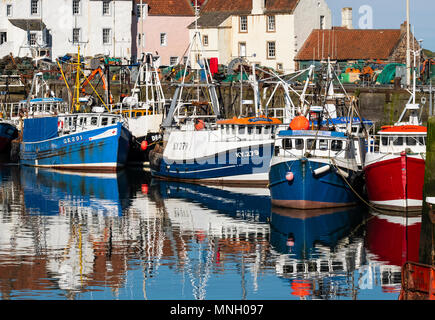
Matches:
[0,0,134,60]
[188,0,332,73]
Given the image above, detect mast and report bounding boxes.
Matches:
[406,0,411,87]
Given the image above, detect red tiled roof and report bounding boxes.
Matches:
[201,0,299,14]
[295,28,403,61]
[135,0,195,16]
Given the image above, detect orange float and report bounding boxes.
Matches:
[289,116,310,130]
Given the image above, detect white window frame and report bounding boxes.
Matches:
[30,0,40,16]
[267,41,276,59]
[267,15,275,32]
[169,56,179,66]
[102,1,111,16]
[239,16,248,32]
[29,32,37,46]
[72,0,81,16]
[202,35,209,46]
[72,28,81,44]
[6,4,13,17]
[160,33,167,47]
[102,28,111,45]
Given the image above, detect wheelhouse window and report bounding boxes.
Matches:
[282,139,292,150]
[331,140,343,151]
[406,137,417,146]
[239,16,248,32]
[319,139,328,150]
[101,117,108,126]
[393,137,403,146]
[238,125,246,135]
[307,139,316,150]
[295,139,304,150]
[91,117,98,126]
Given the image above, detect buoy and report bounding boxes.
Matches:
[140,141,148,151]
[313,165,331,176]
[141,184,149,194]
[289,116,309,130]
[286,171,294,182]
[195,119,205,131]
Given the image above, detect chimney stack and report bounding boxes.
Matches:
[251,0,265,15]
[342,7,353,29]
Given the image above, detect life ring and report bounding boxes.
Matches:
[195,119,205,131]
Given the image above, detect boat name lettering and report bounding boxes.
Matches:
[235,150,260,158]
[64,135,83,144]
[173,142,189,151]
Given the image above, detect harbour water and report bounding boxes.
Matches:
[0,164,422,300]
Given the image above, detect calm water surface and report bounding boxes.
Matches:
[0,165,421,300]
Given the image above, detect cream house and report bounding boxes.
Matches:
[188,0,331,73]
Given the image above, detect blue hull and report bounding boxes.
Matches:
[151,143,274,185]
[269,159,362,209]
[20,122,131,172]
[0,122,18,153]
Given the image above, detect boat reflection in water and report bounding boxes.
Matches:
[21,166,128,217]
[269,206,367,299]
[365,210,422,294]
[152,180,272,300]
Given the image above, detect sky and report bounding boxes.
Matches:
[325,0,435,51]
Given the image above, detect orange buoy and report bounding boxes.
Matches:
[289,116,309,130]
[195,119,205,131]
[286,172,294,182]
[140,141,148,151]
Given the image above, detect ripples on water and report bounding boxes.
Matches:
[0,165,422,300]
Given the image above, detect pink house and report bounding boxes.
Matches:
[134,0,196,66]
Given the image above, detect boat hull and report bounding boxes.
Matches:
[151,143,274,186]
[0,122,18,161]
[269,158,361,209]
[364,153,425,211]
[20,122,131,172]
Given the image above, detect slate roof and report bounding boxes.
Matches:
[295,28,403,61]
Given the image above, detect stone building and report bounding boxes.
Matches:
[295,8,422,69]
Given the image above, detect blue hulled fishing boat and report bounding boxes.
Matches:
[0,119,18,159]
[19,113,131,172]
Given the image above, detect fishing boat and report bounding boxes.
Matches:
[0,119,18,161]
[363,62,426,211]
[269,113,364,209]
[19,113,131,172]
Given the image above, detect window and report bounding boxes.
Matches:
[6,4,12,17]
[307,139,316,150]
[320,15,325,30]
[202,35,208,46]
[418,137,426,146]
[406,137,417,146]
[267,16,275,32]
[101,117,108,126]
[102,1,111,16]
[331,140,343,151]
[239,16,248,32]
[91,117,98,126]
[267,41,276,59]
[28,33,37,46]
[138,33,145,47]
[238,126,246,135]
[276,63,283,71]
[319,139,328,150]
[102,28,111,45]
[295,139,304,150]
[160,33,167,46]
[137,4,148,18]
[30,0,39,15]
[282,139,292,150]
[239,42,246,57]
[169,56,179,65]
[393,137,404,146]
[0,32,6,45]
[72,28,80,44]
[381,137,388,146]
[72,0,81,15]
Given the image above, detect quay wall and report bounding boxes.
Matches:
[419,116,435,266]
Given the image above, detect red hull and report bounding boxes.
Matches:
[364,154,425,210]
